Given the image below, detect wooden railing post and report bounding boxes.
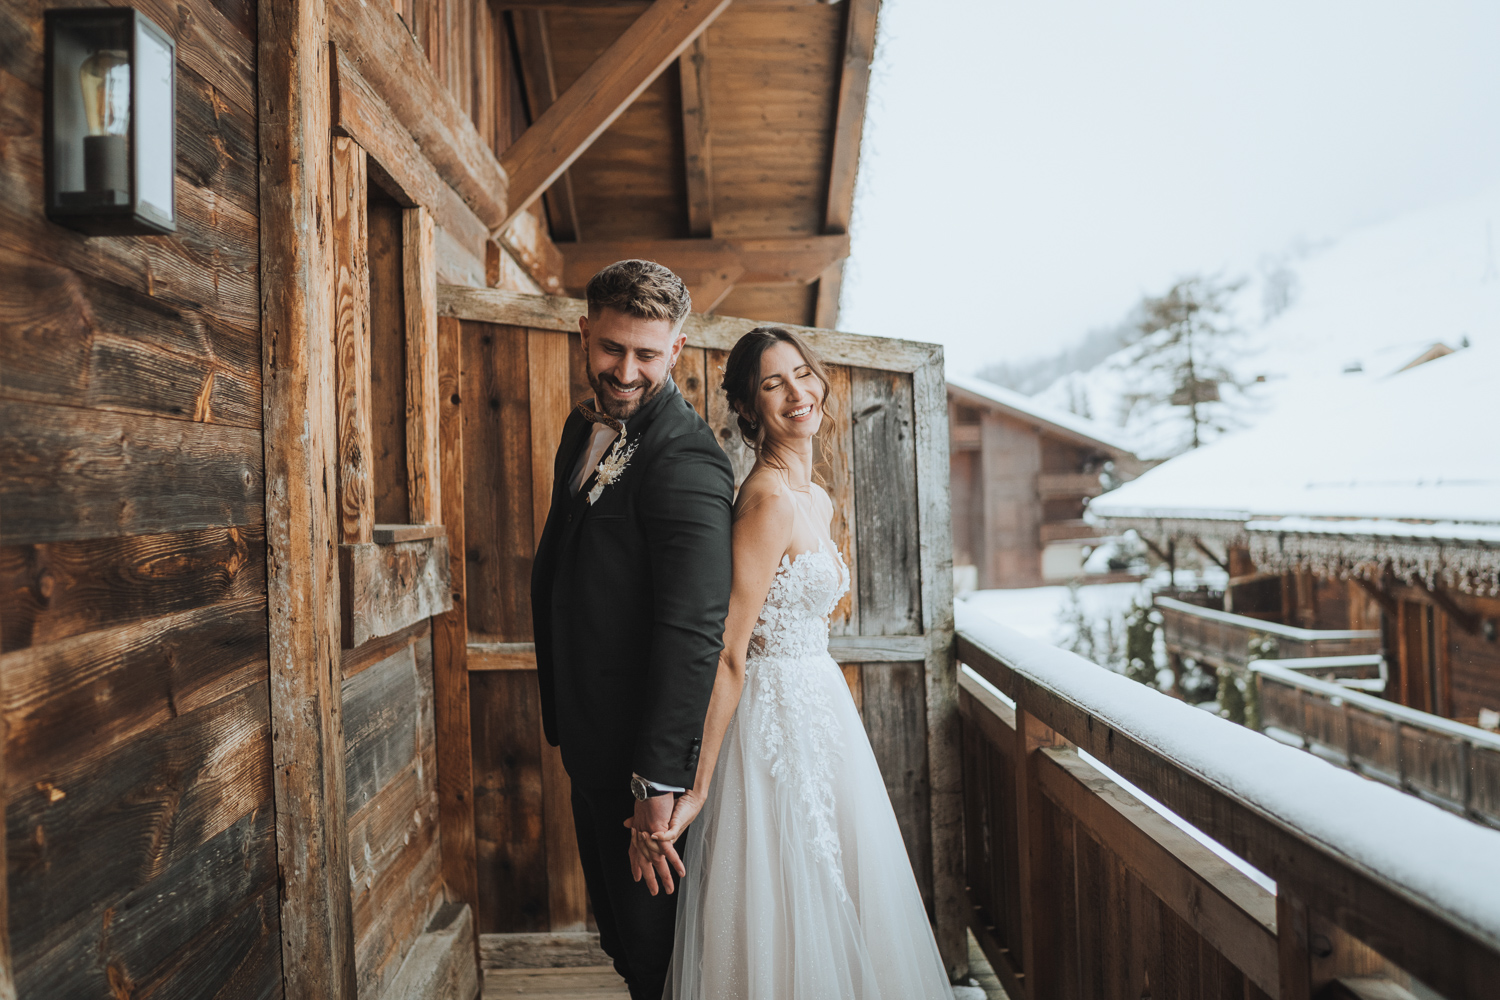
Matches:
[1014,706,1068,1000]
[1278,890,1315,1000]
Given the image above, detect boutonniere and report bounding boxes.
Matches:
[587,433,638,505]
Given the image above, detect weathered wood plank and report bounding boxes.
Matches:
[0,246,261,428]
[132,884,283,1000]
[0,403,264,546]
[471,670,550,932]
[500,0,732,228]
[369,195,411,525]
[2,596,267,785]
[499,211,568,297]
[0,526,263,654]
[405,206,444,524]
[433,314,481,914]
[329,45,492,264]
[438,286,942,373]
[6,682,273,975]
[14,805,279,1000]
[560,236,850,293]
[0,68,260,336]
[340,536,454,649]
[851,368,921,636]
[861,661,933,910]
[671,346,709,420]
[342,618,431,681]
[1037,747,1279,997]
[372,523,445,543]
[826,634,927,663]
[468,643,539,671]
[704,348,755,489]
[329,0,510,230]
[257,0,358,985]
[512,10,584,242]
[679,34,714,238]
[343,641,422,817]
[816,363,858,634]
[333,137,376,545]
[461,322,535,639]
[912,352,963,975]
[529,329,575,546]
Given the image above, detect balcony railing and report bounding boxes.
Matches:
[1255,661,1500,827]
[1157,595,1381,671]
[955,603,1500,1000]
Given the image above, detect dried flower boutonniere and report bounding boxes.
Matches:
[587,433,638,505]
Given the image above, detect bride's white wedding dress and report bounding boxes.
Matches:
[665,494,953,999]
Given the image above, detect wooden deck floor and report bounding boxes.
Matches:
[482,930,1008,999]
[484,965,629,999]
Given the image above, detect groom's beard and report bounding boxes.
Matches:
[587,362,671,421]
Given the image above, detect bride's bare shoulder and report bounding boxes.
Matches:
[733,471,794,525]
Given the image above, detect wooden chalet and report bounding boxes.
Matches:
[1091,346,1500,825]
[947,374,1143,590]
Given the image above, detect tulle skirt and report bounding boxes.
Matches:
[664,652,953,1000]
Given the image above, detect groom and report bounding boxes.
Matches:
[531,259,733,1000]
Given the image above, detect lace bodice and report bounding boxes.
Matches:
[743,535,851,880]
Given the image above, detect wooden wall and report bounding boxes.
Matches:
[342,624,444,1000]
[456,322,940,928]
[0,0,281,994]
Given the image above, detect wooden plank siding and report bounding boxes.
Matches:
[0,0,284,990]
[445,290,960,971]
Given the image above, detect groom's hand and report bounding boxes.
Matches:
[633,795,677,895]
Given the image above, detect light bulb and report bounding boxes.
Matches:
[79,48,130,137]
[78,47,130,196]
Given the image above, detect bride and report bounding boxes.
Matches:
[627,327,953,999]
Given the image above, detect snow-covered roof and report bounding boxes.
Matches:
[947,373,1134,455]
[1090,345,1500,592]
[1091,345,1500,526]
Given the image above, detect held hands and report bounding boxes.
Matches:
[624,791,706,896]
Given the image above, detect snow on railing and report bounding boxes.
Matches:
[1154,594,1379,642]
[955,601,1500,950]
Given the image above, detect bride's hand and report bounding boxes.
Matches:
[652,791,706,852]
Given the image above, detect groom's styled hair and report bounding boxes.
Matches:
[585,259,693,330]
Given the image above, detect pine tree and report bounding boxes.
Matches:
[1118,274,1247,450]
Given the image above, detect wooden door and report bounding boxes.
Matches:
[436,287,963,967]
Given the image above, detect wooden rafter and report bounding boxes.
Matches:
[512,10,583,241]
[560,235,851,307]
[499,0,733,231]
[814,0,880,327]
[1352,575,1399,619]
[679,34,713,237]
[1192,536,1229,573]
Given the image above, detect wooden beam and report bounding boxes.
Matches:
[813,261,843,329]
[339,537,454,648]
[403,207,442,524]
[437,286,942,371]
[330,45,491,265]
[824,0,878,234]
[257,0,359,992]
[499,0,733,230]
[679,34,714,238]
[0,506,13,1000]
[332,137,375,545]
[432,316,481,919]
[560,235,851,299]
[1192,535,1229,573]
[512,10,583,242]
[330,0,510,230]
[1419,581,1481,636]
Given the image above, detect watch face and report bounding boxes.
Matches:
[630,776,648,800]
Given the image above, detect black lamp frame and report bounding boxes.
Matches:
[43,7,177,236]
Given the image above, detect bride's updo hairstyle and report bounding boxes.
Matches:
[720,327,836,456]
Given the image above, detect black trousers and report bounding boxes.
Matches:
[571,785,683,1000]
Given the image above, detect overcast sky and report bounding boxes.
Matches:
[838,0,1500,376]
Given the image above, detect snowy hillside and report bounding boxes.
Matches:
[1029,182,1500,459]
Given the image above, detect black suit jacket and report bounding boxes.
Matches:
[531,380,734,791]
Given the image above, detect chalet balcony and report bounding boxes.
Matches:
[955,605,1500,1000]
[1157,595,1382,671]
[1256,661,1500,827]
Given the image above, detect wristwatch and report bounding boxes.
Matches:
[630,775,673,801]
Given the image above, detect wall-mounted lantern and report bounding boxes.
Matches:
[44,7,176,236]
